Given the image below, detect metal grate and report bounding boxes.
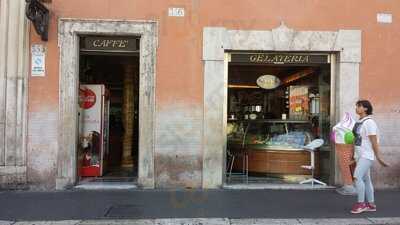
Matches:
[104,204,143,218]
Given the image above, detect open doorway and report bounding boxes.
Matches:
[77,36,139,184]
[226,52,332,186]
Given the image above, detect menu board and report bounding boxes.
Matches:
[289,86,309,120]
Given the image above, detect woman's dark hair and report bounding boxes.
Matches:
[356,100,373,115]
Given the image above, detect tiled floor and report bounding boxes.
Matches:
[103,166,138,177]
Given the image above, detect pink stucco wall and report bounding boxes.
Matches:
[28,0,400,189]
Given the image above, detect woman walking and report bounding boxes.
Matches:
[351,100,388,214]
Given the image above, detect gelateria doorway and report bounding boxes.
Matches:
[225,52,334,189]
[76,36,139,189]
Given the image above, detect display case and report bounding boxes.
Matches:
[227,119,320,176]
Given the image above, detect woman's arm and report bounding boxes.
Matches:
[369,135,389,167]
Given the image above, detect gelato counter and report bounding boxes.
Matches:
[227,119,320,175]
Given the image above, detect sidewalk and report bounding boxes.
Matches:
[0,189,399,224]
[1,218,400,225]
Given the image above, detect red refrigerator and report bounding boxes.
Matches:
[78,84,110,177]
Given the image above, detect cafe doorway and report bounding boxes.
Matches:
[225,52,333,187]
[76,36,140,185]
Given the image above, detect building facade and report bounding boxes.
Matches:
[0,0,399,190]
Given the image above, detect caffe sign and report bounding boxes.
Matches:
[81,36,138,52]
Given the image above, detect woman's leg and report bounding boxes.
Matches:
[362,162,374,203]
[353,158,373,203]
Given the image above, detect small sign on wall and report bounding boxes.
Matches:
[31,44,45,77]
[377,13,392,24]
[168,7,185,17]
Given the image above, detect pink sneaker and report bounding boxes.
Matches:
[351,202,368,214]
[366,202,377,212]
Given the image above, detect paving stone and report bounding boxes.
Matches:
[8,218,400,225]
[14,221,80,225]
[368,217,400,224]
[298,218,373,225]
[155,218,229,225]
[0,221,13,225]
[230,218,300,225]
[79,220,154,225]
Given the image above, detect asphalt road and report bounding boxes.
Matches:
[0,189,399,221]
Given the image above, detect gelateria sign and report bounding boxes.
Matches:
[231,53,329,64]
[81,36,138,52]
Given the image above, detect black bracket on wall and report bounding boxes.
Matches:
[25,0,49,41]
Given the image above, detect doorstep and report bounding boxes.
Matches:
[74,182,137,190]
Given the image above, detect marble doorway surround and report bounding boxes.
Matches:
[57,19,157,190]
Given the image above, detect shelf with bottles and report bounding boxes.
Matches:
[228,88,267,121]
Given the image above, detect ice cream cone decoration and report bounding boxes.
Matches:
[335,144,355,185]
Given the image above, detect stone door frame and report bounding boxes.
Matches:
[57,19,157,190]
[202,24,361,188]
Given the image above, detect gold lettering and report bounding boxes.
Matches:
[99,40,106,47]
[119,40,128,48]
[107,40,112,47]
[244,54,315,64]
[92,40,101,47]
[249,55,258,62]
[101,40,107,47]
[298,56,303,62]
[265,55,270,63]
[264,55,271,63]
[256,54,264,63]
[284,55,290,63]
[300,56,308,63]
[89,38,133,49]
[111,40,118,48]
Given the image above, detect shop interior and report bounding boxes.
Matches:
[77,42,139,183]
[226,56,332,185]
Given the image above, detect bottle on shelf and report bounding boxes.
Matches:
[244,105,250,120]
[249,106,257,120]
[309,93,320,115]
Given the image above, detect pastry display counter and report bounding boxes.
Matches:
[227,120,320,175]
